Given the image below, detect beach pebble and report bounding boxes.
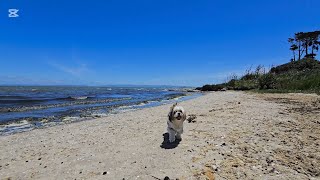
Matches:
[269,167,276,173]
[212,165,219,171]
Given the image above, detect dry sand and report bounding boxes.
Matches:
[0,91,319,180]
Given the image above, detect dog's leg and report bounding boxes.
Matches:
[176,128,183,140]
[176,133,182,140]
[168,128,176,143]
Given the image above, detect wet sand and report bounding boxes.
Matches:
[0,91,319,179]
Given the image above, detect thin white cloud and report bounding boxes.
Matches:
[48,62,90,77]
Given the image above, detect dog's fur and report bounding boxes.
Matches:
[167,103,186,143]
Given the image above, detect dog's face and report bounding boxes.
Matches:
[169,103,186,122]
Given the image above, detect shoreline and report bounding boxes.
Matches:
[0,92,202,136]
[0,91,319,179]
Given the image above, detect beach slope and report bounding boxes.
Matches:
[0,91,319,179]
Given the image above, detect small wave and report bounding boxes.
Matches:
[0,95,96,103]
[0,95,83,103]
[68,96,89,100]
[137,102,147,106]
[0,120,33,135]
[0,95,31,100]
[62,116,80,122]
[0,97,131,113]
[165,93,187,100]
[0,96,55,103]
[91,113,108,118]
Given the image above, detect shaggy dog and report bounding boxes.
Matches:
[167,103,186,143]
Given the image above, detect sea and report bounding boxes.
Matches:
[0,86,201,135]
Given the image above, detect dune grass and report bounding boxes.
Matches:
[197,58,320,94]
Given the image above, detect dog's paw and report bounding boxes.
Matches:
[176,134,182,140]
[169,137,176,143]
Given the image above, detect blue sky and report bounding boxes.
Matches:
[0,0,319,86]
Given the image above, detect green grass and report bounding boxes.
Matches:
[197,58,320,94]
[251,89,320,95]
[273,70,320,91]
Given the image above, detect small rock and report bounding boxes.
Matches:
[269,168,276,173]
[102,171,107,175]
[164,176,170,180]
[212,165,219,171]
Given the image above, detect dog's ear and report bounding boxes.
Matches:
[182,110,186,121]
[170,103,177,112]
[168,110,173,121]
[168,111,172,121]
[168,104,176,122]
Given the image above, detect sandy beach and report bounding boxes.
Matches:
[0,91,319,180]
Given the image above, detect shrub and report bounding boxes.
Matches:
[226,79,236,88]
[200,84,224,91]
[270,58,320,74]
[197,59,320,93]
[234,80,258,90]
[258,73,276,89]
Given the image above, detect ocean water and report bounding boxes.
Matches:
[0,86,201,135]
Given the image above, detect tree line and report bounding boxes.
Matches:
[288,30,320,61]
